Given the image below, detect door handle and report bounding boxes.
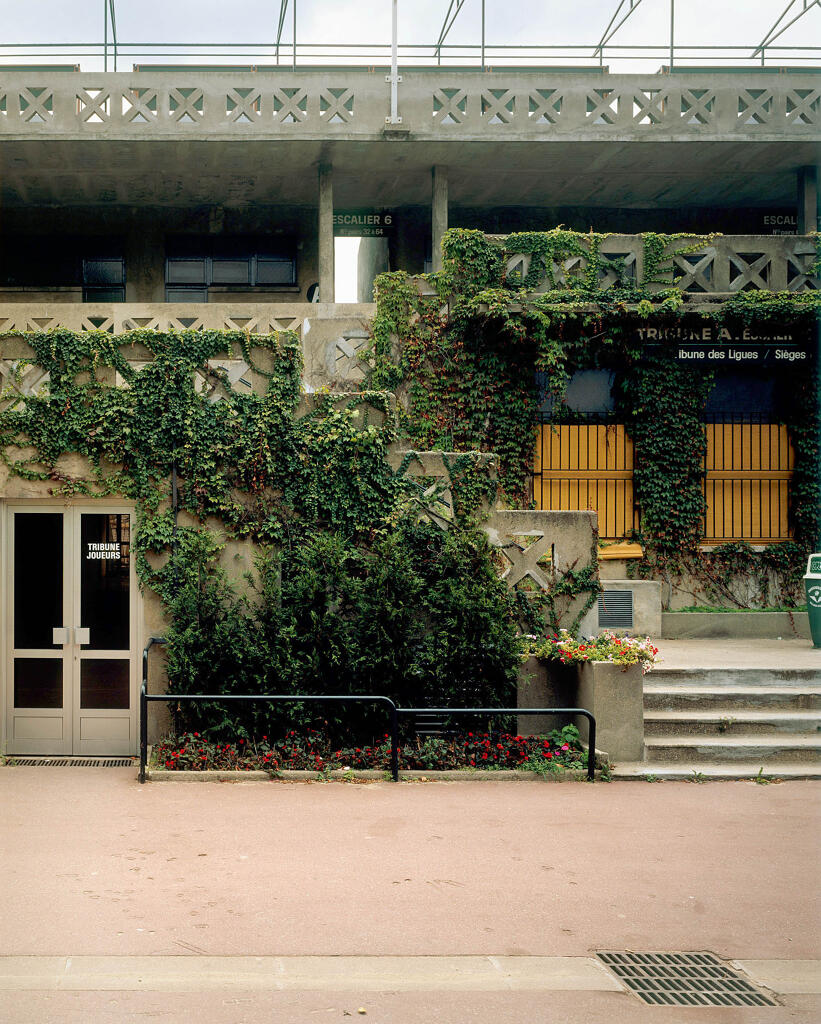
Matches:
[75,627,90,645]
[52,627,70,645]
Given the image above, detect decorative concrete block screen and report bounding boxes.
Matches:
[500,235,819,295]
[484,509,598,631]
[0,73,817,140]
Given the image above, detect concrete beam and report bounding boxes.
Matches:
[797,166,818,234]
[431,165,448,273]
[318,163,334,303]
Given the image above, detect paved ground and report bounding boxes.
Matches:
[655,638,820,671]
[0,769,818,1022]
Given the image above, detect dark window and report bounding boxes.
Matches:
[537,370,615,418]
[257,256,296,284]
[166,259,208,285]
[211,259,251,285]
[83,258,125,302]
[165,236,296,299]
[165,287,209,303]
[0,237,125,293]
[706,372,777,419]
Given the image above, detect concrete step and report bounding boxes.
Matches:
[650,667,821,687]
[644,709,821,737]
[644,685,821,712]
[613,760,821,781]
[644,734,821,764]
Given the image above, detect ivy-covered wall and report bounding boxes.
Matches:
[366,228,820,609]
[0,327,524,741]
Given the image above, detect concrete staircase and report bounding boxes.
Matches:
[615,667,821,780]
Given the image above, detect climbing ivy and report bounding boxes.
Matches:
[367,228,820,609]
[0,326,523,737]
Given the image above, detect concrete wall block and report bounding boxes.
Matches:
[597,579,662,638]
[517,657,577,735]
[295,391,397,430]
[300,314,376,390]
[516,658,645,762]
[484,509,599,633]
[575,661,645,762]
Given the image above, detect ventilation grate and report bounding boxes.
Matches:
[10,758,134,768]
[597,952,777,1007]
[598,590,633,629]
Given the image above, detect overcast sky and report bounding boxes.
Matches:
[2,1,819,65]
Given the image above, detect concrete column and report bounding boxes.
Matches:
[318,163,334,302]
[125,216,164,302]
[431,165,448,273]
[797,166,818,234]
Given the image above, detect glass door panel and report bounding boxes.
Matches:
[74,511,135,755]
[8,510,71,754]
[80,661,130,709]
[14,511,63,650]
[80,513,131,650]
[5,506,137,756]
[14,660,63,708]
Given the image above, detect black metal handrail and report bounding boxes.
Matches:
[398,707,597,782]
[140,639,597,783]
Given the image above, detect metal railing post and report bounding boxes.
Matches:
[390,702,399,782]
[140,637,167,784]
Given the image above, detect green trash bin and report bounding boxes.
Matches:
[805,553,821,649]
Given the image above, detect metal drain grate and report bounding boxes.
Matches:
[11,758,134,768]
[597,952,777,1007]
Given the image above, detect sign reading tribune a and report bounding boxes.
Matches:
[639,321,815,366]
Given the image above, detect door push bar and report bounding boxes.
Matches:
[52,627,91,645]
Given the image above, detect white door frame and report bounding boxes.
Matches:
[2,500,141,756]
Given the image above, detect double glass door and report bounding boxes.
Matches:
[7,506,137,755]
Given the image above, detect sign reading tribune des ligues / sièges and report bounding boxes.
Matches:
[638,320,815,366]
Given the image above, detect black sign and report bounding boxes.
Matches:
[638,322,815,366]
[669,344,810,366]
[333,210,395,237]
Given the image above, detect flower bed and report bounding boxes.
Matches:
[524,630,661,674]
[152,725,590,775]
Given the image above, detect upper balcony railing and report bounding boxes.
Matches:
[0,237,816,340]
[0,68,819,141]
[495,235,820,296]
[2,37,820,73]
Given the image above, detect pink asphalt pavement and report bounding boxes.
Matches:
[0,769,818,1022]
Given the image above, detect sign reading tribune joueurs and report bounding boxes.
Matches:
[639,320,815,366]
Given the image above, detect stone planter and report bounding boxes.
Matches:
[575,662,644,762]
[517,658,645,762]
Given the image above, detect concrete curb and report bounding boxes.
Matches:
[144,767,593,783]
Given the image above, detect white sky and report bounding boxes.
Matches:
[2,1,819,63]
